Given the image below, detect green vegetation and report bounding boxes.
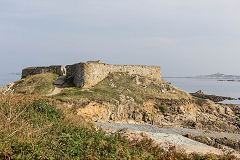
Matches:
[195,98,207,106]
[155,105,168,113]
[13,73,58,95]
[0,94,236,159]
[54,72,191,104]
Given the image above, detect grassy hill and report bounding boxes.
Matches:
[0,72,238,159]
[12,73,58,95]
[54,72,191,103]
[1,94,232,159]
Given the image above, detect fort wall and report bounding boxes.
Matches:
[22,65,66,78]
[21,61,161,88]
[69,62,161,88]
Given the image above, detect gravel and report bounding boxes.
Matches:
[94,121,240,155]
[94,121,240,141]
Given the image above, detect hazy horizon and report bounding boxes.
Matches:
[1,0,240,77]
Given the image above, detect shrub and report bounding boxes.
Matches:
[195,98,206,106]
[155,105,168,113]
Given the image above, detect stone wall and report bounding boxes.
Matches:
[68,62,161,88]
[21,61,161,88]
[22,65,66,78]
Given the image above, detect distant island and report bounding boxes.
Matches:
[193,73,240,79]
[164,73,240,81]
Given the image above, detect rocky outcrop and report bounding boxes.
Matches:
[72,96,240,134]
[0,82,15,94]
[191,90,235,102]
[59,73,239,135]
[190,136,240,151]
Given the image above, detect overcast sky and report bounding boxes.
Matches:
[0,0,240,76]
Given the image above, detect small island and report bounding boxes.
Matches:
[0,61,240,159]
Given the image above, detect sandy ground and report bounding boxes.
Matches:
[47,86,62,96]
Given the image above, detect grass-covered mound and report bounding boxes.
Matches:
[13,73,58,95]
[54,72,191,104]
[0,94,235,159]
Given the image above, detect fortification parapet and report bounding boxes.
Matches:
[66,62,161,88]
[21,61,161,88]
[22,65,66,78]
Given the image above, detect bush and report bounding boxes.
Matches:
[195,98,206,106]
[155,105,168,113]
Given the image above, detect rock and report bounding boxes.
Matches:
[109,82,116,88]
[225,107,234,115]
[0,82,15,94]
[110,113,115,120]
[178,106,185,114]
[135,75,141,85]
[191,91,234,102]
[119,95,126,103]
[218,107,225,115]
[140,132,151,140]
[132,112,143,121]
[54,76,66,85]
[196,90,204,95]
[185,133,193,139]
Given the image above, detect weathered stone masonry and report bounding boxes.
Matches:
[22,65,66,78]
[22,61,161,88]
[66,61,161,88]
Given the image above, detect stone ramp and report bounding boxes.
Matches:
[54,76,66,86]
[47,76,66,96]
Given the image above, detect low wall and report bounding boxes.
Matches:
[22,65,66,78]
[70,62,161,88]
[21,61,161,88]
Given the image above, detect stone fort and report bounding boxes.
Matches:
[22,61,161,88]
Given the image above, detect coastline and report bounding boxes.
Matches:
[164,77,240,105]
[0,73,20,87]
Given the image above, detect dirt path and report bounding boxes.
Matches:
[47,86,63,96]
[47,76,66,96]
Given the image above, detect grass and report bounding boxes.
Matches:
[54,72,191,104]
[154,104,168,113]
[195,97,207,106]
[0,94,237,159]
[13,73,58,95]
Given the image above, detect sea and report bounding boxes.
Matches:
[0,73,21,87]
[163,77,240,105]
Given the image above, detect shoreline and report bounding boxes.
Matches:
[191,90,240,106]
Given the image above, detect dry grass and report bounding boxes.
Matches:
[0,94,237,159]
[13,73,58,95]
[54,72,191,104]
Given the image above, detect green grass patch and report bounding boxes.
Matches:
[54,72,191,104]
[13,73,58,95]
[195,98,207,106]
[154,105,168,113]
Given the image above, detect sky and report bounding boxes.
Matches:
[0,0,240,76]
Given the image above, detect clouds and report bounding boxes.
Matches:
[0,0,240,76]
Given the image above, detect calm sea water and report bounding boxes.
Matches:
[164,77,240,105]
[0,74,20,87]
